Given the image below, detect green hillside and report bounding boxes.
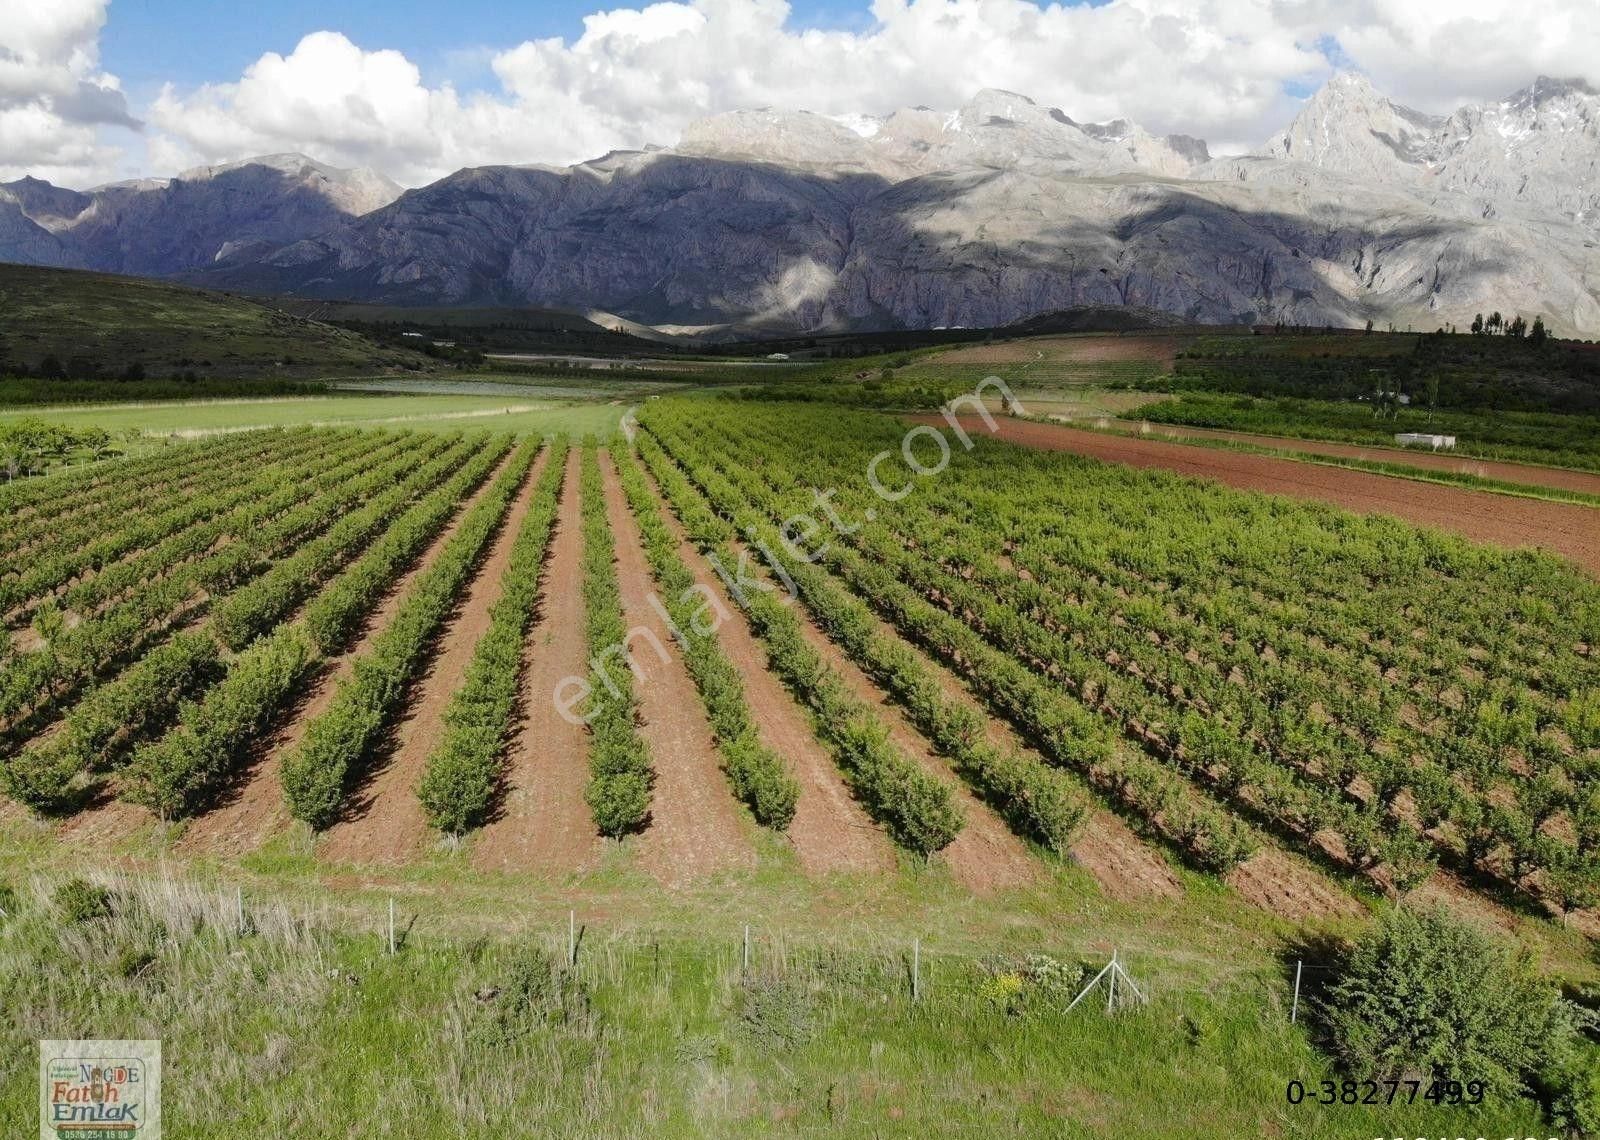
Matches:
[0,263,429,381]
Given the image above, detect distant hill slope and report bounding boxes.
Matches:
[1004,306,1210,335]
[0,263,428,379]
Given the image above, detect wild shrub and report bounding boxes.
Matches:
[1322,907,1564,1093]
[978,953,1086,1016]
[470,949,591,1047]
[55,878,113,924]
[737,976,817,1053]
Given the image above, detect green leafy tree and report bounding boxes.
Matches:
[80,427,114,461]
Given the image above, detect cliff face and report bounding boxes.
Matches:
[7,79,1600,336]
[0,154,401,277]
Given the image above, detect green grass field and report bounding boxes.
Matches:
[1,827,1588,1138]
[0,392,629,438]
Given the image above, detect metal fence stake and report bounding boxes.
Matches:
[1291,960,1303,1025]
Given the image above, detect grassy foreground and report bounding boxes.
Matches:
[0,870,1580,1139]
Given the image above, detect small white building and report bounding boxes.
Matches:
[1394,432,1456,451]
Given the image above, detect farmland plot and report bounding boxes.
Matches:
[638,400,1600,925]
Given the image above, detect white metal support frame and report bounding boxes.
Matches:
[1064,948,1148,1014]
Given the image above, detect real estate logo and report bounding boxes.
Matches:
[38,1040,161,1140]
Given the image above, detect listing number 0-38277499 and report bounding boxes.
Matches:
[1286,1079,1486,1107]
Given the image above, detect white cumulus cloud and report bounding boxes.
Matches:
[0,0,134,183]
[7,0,1600,188]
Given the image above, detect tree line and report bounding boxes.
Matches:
[0,419,124,481]
[1469,311,1549,344]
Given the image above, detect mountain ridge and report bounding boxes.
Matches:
[4,76,1600,336]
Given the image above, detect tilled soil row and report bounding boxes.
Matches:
[172,449,521,857]
[472,450,602,875]
[317,449,550,864]
[600,453,756,885]
[636,461,894,877]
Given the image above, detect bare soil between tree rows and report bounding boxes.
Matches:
[172,450,518,857]
[318,450,547,864]
[471,450,602,875]
[600,454,756,885]
[639,463,895,877]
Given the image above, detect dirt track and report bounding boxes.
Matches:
[601,454,756,884]
[177,450,515,858]
[318,450,545,864]
[472,451,601,874]
[915,416,1600,576]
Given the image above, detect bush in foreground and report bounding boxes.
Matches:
[1322,906,1598,1130]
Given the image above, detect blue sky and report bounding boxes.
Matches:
[103,2,609,90]
[100,0,868,95]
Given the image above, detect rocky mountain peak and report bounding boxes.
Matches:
[0,177,93,231]
[1511,75,1598,110]
[1259,71,1443,173]
[174,153,403,216]
[676,108,886,171]
[674,87,1212,180]
[1251,72,1600,231]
